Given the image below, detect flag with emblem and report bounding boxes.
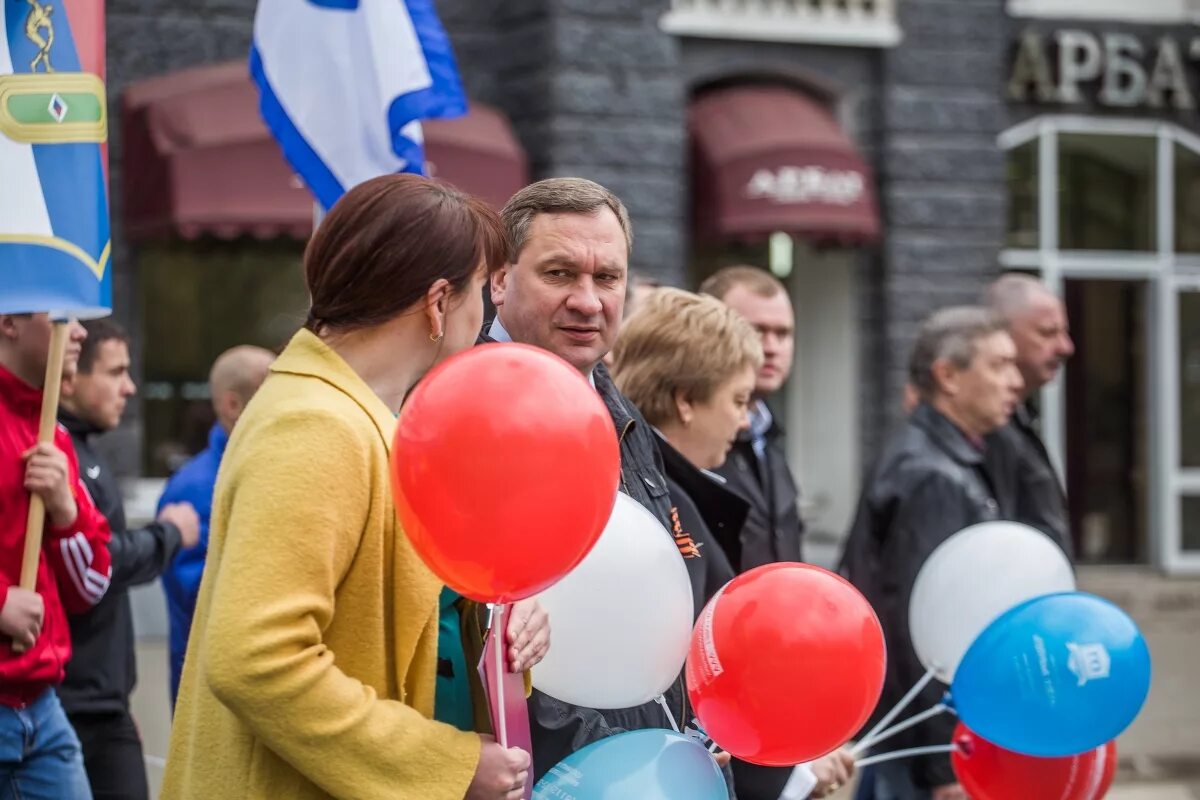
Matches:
[250,0,468,211]
[1,0,112,316]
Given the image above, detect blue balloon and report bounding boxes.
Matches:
[532,729,727,800]
[951,591,1151,757]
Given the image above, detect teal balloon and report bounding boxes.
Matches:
[951,591,1151,757]
[532,729,727,800]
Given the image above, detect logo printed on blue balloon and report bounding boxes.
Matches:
[950,591,1151,758]
[532,729,727,800]
[1067,641,1111,686]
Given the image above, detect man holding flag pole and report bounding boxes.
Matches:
[3,0,116,794]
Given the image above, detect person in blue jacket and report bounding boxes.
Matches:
[159,345,274,706]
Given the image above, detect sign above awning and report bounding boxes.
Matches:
[121,61,528,241]
[689,84,881,245]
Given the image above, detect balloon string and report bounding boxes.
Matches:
[493,603,508,748]
[855,744,957,769]
[852,667,938,756]
[655,695,680,733]
[854,703,950,755]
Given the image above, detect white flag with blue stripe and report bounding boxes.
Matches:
[250,0,468,211]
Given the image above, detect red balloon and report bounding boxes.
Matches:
[952,723,1117,800]
[686,563,886,766]
[392,343,620,603]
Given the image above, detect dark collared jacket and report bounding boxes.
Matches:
[986,403,1074,560]
[57,409,182,716]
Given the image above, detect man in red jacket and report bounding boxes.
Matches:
[0,312,113,799]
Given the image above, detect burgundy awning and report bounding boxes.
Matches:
[689,85,881,245]
[121,61,528,241]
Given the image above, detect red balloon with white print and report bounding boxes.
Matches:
[952,723,1117,800]
[685,563,887,766]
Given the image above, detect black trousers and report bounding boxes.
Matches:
[68,710,149,800]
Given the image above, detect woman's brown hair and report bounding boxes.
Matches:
[303,174,507,333]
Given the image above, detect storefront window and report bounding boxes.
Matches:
[1175,143,1200,254]
[1059,134,1156,251]
[138,239,308,476]
[1006,140,1039,249]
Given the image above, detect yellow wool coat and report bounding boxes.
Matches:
[161,329,481,800]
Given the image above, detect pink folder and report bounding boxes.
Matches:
[477,604,534,800]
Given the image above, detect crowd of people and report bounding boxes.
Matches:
[0,173,1074,800]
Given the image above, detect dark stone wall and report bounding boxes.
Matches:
[871,0,1011,450]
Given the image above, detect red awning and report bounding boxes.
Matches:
[689,85,881,245]
[121,61,528,241]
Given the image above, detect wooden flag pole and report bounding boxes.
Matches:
[18,322,69,589]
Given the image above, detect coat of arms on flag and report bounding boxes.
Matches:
[1,0,111,317]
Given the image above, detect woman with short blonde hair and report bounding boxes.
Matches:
[614,288,763,469]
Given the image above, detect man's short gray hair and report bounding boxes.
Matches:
[985,272,1053,322]
[501,177,633,260]
[909,306,1007,400]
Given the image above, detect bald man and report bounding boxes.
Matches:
[158,345,275,705]
[985,274,1076,558]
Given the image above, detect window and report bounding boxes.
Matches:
[1007,140,1039,249]
[139,239,308,476]
[1176,143,1200,253]
[1058,134,1156,251]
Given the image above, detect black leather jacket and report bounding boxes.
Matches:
[986,403,1074,560]
[841,403,1013,790]
[57,410,182,716]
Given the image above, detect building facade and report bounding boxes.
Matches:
[101,0,1200,573]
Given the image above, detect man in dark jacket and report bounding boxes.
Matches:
[486,177,714,787]
[57,319,199,800]
[985,273,1076,559]
[700,266,804,571]
[842,307,1024,800]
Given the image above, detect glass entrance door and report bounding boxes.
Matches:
[1063,279,1150,563]
[1168,276,1200,569]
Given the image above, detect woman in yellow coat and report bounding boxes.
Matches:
[162,175,537,800]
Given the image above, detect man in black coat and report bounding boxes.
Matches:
[701,266,805,571]
[57,320,200,800]
[702,266,833,799]
[985,273,1076,559]
[842,307,1024,800]
[485,177,715,788]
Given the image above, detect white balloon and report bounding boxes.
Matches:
[532,493,694,709]
[909,521,1075,684]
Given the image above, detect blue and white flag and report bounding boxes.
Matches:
[1,0,111,317]
[250,0,468,211]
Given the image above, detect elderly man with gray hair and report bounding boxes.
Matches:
[842,307,1024,800]
[984,273,1076,558]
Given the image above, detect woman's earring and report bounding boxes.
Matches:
[429,331,444,343]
